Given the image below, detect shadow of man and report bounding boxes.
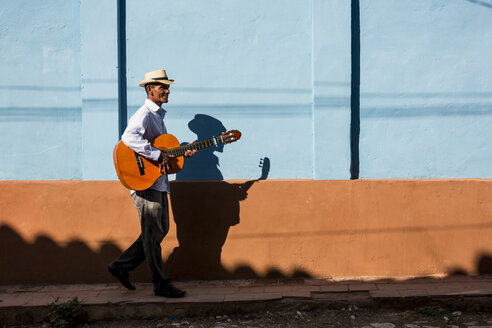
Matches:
[166,114,269,279]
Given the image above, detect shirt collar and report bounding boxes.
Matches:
[145,98,167,115]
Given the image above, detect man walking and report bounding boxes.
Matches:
[109,69,196,298]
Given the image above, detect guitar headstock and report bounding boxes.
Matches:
[221,130,242,144]
[258,157,270,180]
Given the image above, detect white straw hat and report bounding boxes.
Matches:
[138,69,175,87]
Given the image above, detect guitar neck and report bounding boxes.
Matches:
[163,135,226,157]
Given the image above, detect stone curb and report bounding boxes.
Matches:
[3,294,492,325]
[2,277,492,325]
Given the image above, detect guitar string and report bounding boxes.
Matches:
[160,131,238,156]
[164,137,220,156]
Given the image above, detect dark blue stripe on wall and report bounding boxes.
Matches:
[117,0,127,138]
[350,0,361,180]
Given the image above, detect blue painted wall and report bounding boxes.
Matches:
[313,0,352,179]
[125,0,316,180]
[0,0,82,180]
[0,0,490,180]
[360,0,492,178]
[80,0,119,180]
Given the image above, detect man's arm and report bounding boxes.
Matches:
[121,113,161,162]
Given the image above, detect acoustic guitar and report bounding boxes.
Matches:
[113,130,242,190]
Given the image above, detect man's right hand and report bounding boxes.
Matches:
[158,151,173,174]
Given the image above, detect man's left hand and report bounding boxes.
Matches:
[184,141,198,158]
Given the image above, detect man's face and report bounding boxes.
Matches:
[147,84,170,105]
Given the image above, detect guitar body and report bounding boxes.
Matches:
[113,134,184,191]
[113,130,241,190]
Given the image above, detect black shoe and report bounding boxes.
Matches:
[108,265,136,291]
[154,284,186,298]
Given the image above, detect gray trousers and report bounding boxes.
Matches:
[111,189,171,291]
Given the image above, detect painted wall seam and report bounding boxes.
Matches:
[311,0,316,180]
[117,0,127,138]
[350,0,361,179]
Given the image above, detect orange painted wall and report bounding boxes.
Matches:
[0,179,491,284]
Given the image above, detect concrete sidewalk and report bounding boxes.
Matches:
[2,275,492,324]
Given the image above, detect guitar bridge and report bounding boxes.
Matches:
[134,152,145,176]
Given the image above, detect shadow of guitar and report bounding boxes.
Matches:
[167,157,270,279]
[237,156,270,200]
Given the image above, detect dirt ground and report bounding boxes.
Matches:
[11,304,492,328]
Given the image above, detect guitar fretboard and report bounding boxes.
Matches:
[163,135,224,157]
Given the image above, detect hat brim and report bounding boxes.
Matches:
[138,79,175,87]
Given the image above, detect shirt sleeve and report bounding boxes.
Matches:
[121,112,161,162]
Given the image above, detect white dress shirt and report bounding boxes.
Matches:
[122,99,170,193]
